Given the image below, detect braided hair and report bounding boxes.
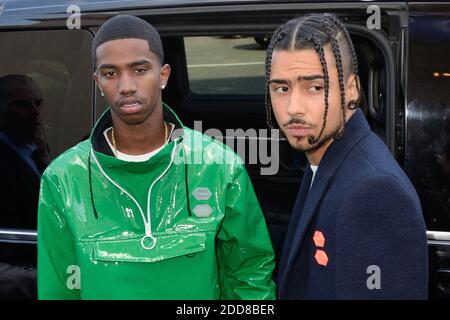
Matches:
[265,14,361,144]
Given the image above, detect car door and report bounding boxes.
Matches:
[406,2,450,299]
[0,15,94,298]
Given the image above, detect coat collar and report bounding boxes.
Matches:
[309,108,371,181]
[278,108,372,294]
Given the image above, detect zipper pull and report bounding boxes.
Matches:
[145,223,151,236]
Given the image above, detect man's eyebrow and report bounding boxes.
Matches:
[98,63,116,70]
[299,74,324,81]
[268,79,288,84]
[98,59,152,70]
[128,59,152,68]
[268,75,324,84]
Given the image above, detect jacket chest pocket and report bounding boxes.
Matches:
[93,232,206,263]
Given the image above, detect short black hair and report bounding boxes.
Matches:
[265,14,362,144]
[92,15,164,67]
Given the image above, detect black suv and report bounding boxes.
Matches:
[0,0,449,299]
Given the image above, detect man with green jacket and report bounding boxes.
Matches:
[37,15,276,300]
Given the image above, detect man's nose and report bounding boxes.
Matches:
[118,73,137,95]
[31,100,43,116]
[286,88,307,116]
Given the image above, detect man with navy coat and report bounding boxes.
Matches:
[264,14,428,299]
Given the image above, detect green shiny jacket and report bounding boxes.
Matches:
[37,103,276,300]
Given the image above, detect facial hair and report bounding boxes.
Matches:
[283,118,342,153]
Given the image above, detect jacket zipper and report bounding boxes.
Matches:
[89,139,178,250]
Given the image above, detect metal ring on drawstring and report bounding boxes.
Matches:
[140,234,157,250]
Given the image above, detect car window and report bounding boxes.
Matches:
[0,29,93,229]
[406,15,450,231]
[184,36,266,95]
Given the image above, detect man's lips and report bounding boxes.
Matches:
[286,124,313,137]
[118,99,143,114]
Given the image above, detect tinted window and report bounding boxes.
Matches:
[0,29,93,229]
[406,15,450,231]
[184,36,266,95]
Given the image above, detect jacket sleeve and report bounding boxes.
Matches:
[216,160,276,300]
[336,174,428,299]
[37,172,80,300]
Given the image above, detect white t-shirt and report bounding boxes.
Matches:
[310,164,319,190]
[103,123,174,162]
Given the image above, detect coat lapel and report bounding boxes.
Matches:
[278,109,372,294]
[278,168,334,292]
[277,166,312,282]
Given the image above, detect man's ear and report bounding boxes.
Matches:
[93,71,101,88]
[160,64,171,89]
[93,72,104,96]
[345,73,359,109]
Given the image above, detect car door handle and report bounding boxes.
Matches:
[0,229,37,243]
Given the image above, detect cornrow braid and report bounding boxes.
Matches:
[265,23,289,129]
[321,18,347,138]
[324,14,361,109]
[325,15,359,76]
[308,37,330,145]
[301,16,346,140]
[332,38,347,139]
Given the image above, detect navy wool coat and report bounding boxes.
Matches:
[277,109,428,299]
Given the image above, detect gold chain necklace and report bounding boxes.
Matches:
[111,121,168,157]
